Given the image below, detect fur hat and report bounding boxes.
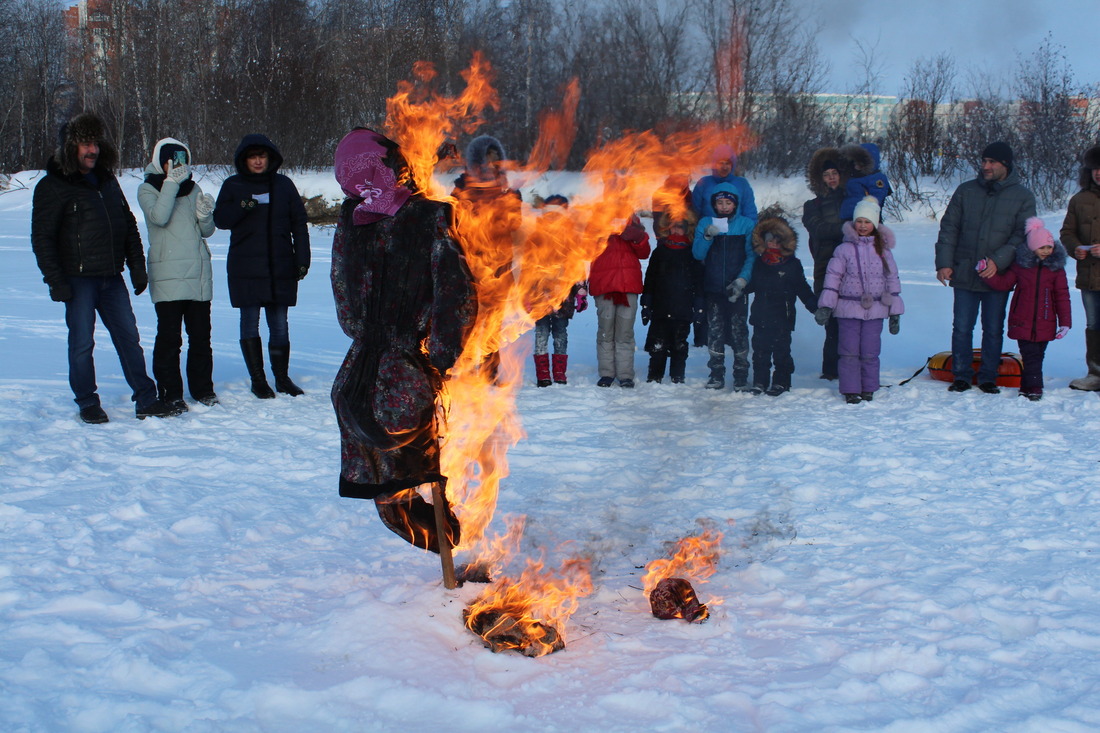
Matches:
[751,215,797,256]
[806,146,845,196]
[711,144,737,172]
[1079,145,1100,189]
[839,143,875,178]
[981,141,1014,171]
[852,195,880,226]
[56,112,118,176]
[1025,216,1055,251]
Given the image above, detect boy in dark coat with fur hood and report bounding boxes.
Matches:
[745,215,817,395]
[984,217,1072,400]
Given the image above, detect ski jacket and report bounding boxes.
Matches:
[985,242,1072,342]
[691,172,757,221]
[819,222,904,321]
[31,157,145,288]
[642,239,702,322]
[588,217,650,296]
[934,167,1036,292]
[213,134,310,307]
[746,217,816,331]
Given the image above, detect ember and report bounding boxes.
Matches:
[464,556,592,657]
[649,577,709,623]
[642,528,723,622]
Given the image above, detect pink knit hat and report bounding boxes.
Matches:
[711,144,737,171]
[1025,217,1054,251]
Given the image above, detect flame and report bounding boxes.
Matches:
[464,554,593,657]
[642,528,724,599]
[379,57,751,633]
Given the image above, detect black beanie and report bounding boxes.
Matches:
[981,142,1013,170]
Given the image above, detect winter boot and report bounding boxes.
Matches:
[534,353,552,387]
[240,337,276,399]
[705,369,724,390]
[647,354,667,383]
[1069,329,1100,391]
[269,343,304,396]
[551,354,568,385]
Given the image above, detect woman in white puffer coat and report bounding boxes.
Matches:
[137,137,218,410]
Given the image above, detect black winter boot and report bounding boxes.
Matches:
[269,343,304,396]
[240,337,276,399]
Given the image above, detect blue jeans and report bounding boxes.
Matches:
[65,275,158,409]
[239,305,289,347]
[951,288,1010,383]
[1081,289,1100,331]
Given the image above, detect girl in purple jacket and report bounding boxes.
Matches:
[983,217,1072,400]
[815,197,904,403]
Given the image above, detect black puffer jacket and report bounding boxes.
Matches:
[31,157,145,287]
[213,134,310,307]
[642,239,702,321]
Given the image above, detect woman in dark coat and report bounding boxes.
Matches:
[330,128,477,552]
[214,134,310,398]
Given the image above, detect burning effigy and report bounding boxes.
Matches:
[642,528,723,623]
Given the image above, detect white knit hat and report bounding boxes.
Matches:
[852,196,880,226]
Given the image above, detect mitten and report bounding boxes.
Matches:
[814,306,833,326]
[574,290,588,313]
[165,162,189,184]
[297,266,309,281]
[641,305,651,326]
[889,314,900,335]
[131,268,149,296]
[704,224,719,240]
[196,193,215,218]
[49,282,72,302]
[1055,325,1069,339]
[726,277,747,303]
[974,259,988,272]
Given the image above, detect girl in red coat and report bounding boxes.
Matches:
[984,217,1072,400]
[588,215,651,387]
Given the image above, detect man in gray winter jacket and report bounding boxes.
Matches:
[934,142,1036,393]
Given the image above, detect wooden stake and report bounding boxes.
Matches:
[432,481,457,589]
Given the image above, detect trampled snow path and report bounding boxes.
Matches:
[2,170,1099,732]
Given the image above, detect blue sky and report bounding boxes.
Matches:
[814,0,1095,95]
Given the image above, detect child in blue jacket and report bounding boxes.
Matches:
[839,143,892,221]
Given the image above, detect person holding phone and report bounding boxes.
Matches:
[137,138,218,410]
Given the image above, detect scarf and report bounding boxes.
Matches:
[334,129,411,225]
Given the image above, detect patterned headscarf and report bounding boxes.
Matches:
[334,129,411,225]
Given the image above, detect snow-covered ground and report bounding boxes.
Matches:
[1,167,1098,732]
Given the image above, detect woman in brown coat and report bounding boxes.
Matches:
[1060,145,1100,390]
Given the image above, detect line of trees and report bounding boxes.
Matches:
[1,0,1096,209]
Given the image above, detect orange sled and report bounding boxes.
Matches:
[928,350,1023,388]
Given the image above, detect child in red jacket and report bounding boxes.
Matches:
[983,217,1072,400]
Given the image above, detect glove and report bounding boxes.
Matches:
[165,162,189,184]
[889,314,900,335]
[1055,325,1069,339]
[297,266,309,281]
[574,291,588,313]
[641,305,651,326]
[49,282,73,302]
[196,193,215,218]
[131,268,149,296]
[704,224,720,240]
[726,277,747,303]
[814,306,833,326]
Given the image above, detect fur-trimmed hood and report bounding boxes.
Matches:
[806,146,846,197]
[839,142,878,179]
[1079,145,1100,190]
[53,112,119,177]
[841,220,896,250]
[752,216,797,256]
[1014,238,1068,271]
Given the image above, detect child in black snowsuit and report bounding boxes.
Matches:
[746,215,817,395]
[641,215,702,383]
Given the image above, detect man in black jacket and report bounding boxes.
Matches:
[31,112,177,423]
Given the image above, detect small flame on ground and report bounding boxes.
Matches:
[642,528,724,599]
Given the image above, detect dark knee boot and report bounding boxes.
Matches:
[269,342,304,396]
[1070,329,1100,391]
[647,353,667,383]
[240,337,276,399]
